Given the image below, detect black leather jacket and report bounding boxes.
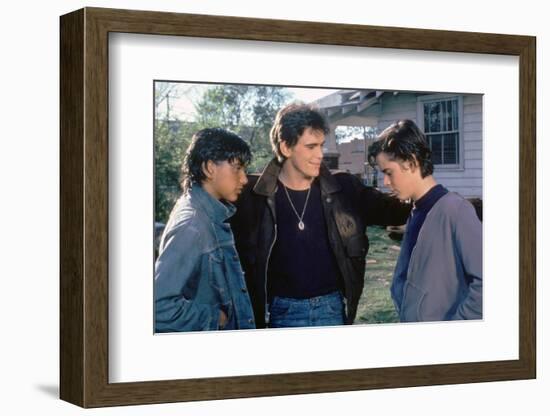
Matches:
[230,159,411,328]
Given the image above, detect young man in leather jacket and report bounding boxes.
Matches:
[230,103,411,328]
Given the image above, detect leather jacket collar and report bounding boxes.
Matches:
[252,158,341,196]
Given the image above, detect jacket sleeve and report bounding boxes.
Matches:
[350,176,411,226]
[154,223,221,332]
[451,199,483,320]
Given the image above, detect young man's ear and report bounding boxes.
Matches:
[202,160,217,180]
[407,156,420,173]
[280,140,292,158]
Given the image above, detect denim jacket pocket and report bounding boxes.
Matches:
[401,281,427,322]
[218,300,234,329]
[208,249,230,303]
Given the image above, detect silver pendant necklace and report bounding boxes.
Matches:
[282,183,311,231]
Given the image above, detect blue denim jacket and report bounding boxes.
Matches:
[154,185,255,332]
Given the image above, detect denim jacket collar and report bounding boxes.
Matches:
[252,158,341,197]
[189,185,236,224]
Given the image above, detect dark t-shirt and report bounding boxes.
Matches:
[267,179,341,300]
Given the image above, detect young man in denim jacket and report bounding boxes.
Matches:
[154,128,256,332]
[369,120,482,322]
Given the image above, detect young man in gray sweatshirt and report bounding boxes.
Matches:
[369,120,482,322]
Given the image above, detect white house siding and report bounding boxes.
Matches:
[374,93,483,199]
[331,114,379,127]
[434,94,483,198]
[376,94,418,129]
[337,139,367,175]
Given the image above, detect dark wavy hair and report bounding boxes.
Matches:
[368,119,433,178]
[180,128,251,193]
[270,102,330,162]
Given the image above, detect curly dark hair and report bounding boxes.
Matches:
[180,128,251,193]
[270,102,330,162]
[368,119,433,178]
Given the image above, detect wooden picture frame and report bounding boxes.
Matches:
[60,7,536,408]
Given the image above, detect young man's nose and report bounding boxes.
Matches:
[383,175,390,187]
[239,171,248,185]
[311,147,323,162]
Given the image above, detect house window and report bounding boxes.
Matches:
[423,98,460,166]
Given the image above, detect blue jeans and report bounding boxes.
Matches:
[268,291,345,328]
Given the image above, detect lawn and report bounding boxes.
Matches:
[354,226,401,324]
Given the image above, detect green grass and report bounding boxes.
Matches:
[354,226,401,324]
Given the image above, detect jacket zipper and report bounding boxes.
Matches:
[406,206,437,279]
[401,206,435,317]
[264,196,277,324]
[323,193,348,319]
[264,224,277,324]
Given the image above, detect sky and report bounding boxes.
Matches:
[155,82,342,121]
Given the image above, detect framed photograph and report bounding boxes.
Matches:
[60,7,536,408]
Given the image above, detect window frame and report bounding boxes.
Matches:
[417,94,465,171]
